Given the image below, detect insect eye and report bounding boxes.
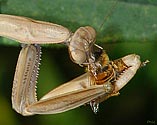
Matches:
[102,65,109,72]
[93,46,103,61]
[70,49,87,65]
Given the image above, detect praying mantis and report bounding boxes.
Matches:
[0,14,148,116]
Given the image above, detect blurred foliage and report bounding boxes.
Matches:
[0,0,157,125]
[0,0,157,45]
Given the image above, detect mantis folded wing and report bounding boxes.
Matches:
[12,44,142,116]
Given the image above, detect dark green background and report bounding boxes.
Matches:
[0,0,156,125]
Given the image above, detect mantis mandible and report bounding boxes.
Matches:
[0,14,148,116]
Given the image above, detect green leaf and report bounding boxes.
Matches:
[0,0,157,46]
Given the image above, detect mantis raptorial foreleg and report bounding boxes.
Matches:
[11,44,107,115]
[12,44,143,116]
[0,14,104,115]
[12,44,41,115]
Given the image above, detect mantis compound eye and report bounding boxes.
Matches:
[69,26,96,65]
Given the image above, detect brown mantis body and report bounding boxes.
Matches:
[0,14,147,116]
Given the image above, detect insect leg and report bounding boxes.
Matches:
[12,44,41,115]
